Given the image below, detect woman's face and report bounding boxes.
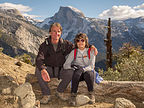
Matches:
[49,25,62,44]
[76,38,86,50]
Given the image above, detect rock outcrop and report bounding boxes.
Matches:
[0,8,48,57]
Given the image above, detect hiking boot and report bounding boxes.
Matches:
[89,92,95,104]
[55,91,68,101]
[40,95,51,104]
[69,93,77,106]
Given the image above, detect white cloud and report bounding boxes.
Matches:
[0,2,32,13]
[99,3,144,20]
[134,3,144,9]
[0,2,41,19]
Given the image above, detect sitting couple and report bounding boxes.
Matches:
[35,22,97,105]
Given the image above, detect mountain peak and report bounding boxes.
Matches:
[67,6,85,17]
[0,8,24,19]
[36,6,85,29]
[0,8,21,15]
[58,6,85,18]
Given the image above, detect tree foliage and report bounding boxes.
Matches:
[0,47,3,52]
[0,30,2,38]
[99,43,144,81]
[15,53,32,65]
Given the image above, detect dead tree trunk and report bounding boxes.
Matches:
[104,18,112,71]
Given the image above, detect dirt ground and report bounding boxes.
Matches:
[31,78,114,108]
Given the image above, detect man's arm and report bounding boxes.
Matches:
[36,43,47,71]
[36,43,51,82]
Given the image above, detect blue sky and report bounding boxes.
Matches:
[0,0,144,21]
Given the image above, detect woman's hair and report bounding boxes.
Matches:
[49,22,62,33]
[74,32,89,48]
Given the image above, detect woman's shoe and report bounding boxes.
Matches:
[69,93,77,106]
[89,92,95,104]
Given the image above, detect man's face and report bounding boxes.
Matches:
[49,25,62,44]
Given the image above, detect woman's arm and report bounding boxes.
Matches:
[83,50,96,72]
[90,45,98,56]
[63,50,74,69]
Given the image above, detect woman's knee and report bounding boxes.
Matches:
[61,69,74,79]
[84,71,94,78]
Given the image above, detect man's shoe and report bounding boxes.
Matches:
[55,91,68,101]
[69,93,77,106]
[40,95,51,104]
[89,92,95,104]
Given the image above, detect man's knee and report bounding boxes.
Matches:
[35,67,40,76]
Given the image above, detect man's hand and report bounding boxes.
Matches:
[91,45,98,56]
[41,69,50,82]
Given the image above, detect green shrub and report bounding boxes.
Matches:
[0,30,2,38]
[15,53,32,65]
[100,43,144,81]
[0,47,3,52]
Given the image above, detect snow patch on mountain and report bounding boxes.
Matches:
[36,18,52,28]
[67,6,85,17]
[24,16,42,25]
[136,23,144,29]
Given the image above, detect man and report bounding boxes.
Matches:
[35,22,98,104]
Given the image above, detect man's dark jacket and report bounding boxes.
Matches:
[36,37,74,71]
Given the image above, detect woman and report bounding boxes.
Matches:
[63,33,96,105]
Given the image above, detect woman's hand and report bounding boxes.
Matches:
[41,69,50,82]
[91,45,98,56]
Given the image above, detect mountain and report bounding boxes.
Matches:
[0,6,144,69]
[0,8,48,57]
[37,6,144,54]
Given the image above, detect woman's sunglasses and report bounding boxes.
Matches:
[76,39,85,43]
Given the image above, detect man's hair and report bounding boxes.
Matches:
[74,32,89,48]
[49,22,62,33]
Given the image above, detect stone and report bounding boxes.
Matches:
[2,87,11,94]
[14,82,36,108]
[115,98,136,108]
[76,95,90,106]
[25,74,38,84]
[15,61,22,66]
